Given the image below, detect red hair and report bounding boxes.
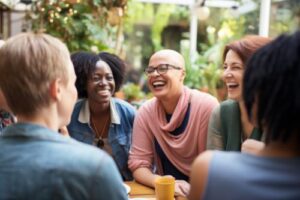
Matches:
[223,35,272,64]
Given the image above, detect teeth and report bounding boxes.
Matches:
[98,90,110,94]
[153,81,165,86]
[227,83,238,87]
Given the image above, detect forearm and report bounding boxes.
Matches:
[133,167,161,188]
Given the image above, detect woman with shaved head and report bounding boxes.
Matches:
[128,49,219,198]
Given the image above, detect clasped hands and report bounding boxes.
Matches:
[175,179,190,198]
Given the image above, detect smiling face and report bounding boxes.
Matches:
[222,50,244,101]
[147,50,185,101]
[87,60,115,108]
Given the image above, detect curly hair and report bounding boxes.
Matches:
[71,51,126,98]
[243,31,300,144]
[98,52,125,92]
[71,51,99,98]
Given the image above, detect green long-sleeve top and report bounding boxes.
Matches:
[206,99,262,151]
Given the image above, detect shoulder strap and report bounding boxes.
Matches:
[220,100,242,151]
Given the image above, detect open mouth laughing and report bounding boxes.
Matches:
[152,80,166,89]
[226,83,239,90]
[97,89,111,97]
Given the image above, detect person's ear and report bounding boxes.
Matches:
[49,79,62,101]
[180,70,186,82]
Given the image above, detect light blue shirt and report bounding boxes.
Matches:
[0,123,127,200]
[68,98,135,180]
[203,151,300,200]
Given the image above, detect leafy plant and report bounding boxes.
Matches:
[121,82,146,102]
[183,13,247,97]
[183,43,223,97]
[30,0,129,53]
[151,4,175,51]
[124,2,182,51]
[269,0,300,36]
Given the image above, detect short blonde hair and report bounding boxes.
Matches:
[0,32,71,116]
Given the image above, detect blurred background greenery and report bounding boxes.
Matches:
[2,0,298,103]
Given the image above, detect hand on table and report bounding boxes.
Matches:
[174,180,190,197]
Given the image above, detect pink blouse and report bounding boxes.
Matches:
[128,87,219,176]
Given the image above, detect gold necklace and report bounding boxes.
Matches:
[91,116,110,149]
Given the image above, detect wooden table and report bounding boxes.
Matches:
[125,181,155,199]
[125,181,187,200]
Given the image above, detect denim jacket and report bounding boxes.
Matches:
[0,123,127,200]
[68,98,135,180]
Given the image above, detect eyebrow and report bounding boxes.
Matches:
[147,63,179,68]
[223,62,243,65]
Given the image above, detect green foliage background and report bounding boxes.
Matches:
[31,0,127,52]
[28,0,300,101]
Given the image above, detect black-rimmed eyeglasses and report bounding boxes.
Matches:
[144,64,182,75]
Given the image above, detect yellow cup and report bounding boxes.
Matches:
[155,176,175,200]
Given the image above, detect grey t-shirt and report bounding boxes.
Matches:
[203,151,300,200]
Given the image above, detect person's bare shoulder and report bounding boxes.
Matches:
[188,151,214,200]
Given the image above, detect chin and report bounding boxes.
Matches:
[97,99,110,105]
[151,90,168,100]
[228,94,240,101]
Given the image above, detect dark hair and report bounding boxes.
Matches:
[71,51,126,98]
[243,31,300,144]
[223,35,272,64]
[98,52,125,92]
[71,51,99,98]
